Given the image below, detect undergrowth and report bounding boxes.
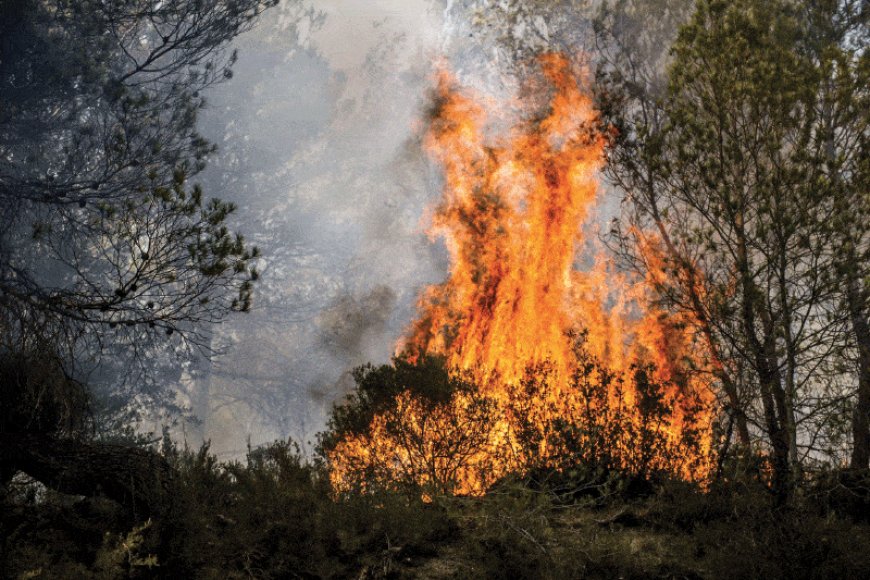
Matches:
[4,440,870,579]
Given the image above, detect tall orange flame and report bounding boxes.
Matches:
[328,55,714,495]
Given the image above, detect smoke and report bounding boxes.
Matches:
[182,0,446,454]
[179,0,669,455]
[319,285,397,364]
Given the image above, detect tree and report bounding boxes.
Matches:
[800,0,870,468]
[0,0,277,411]
[0,0,276,514]
[591,0,753,449]
[599,0,869,496]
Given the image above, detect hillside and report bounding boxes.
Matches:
[4,441,870,579]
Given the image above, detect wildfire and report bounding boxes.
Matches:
[328,55,714,495]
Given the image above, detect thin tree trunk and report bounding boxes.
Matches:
[755,323,792,500]
[735,211,791,499]
[648,202,751,444]
[848,273,870,468]
[776,250,800,467]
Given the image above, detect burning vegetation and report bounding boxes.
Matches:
[7,1,870,577]
[324,55,715,496]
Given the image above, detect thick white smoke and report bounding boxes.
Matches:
[182,0,603,456]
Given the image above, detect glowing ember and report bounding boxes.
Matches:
[328,55,714,495]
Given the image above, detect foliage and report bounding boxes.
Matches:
[320,355,501,496]
[321,354,461,441]
[92,520,159,578]
[322,344,711,497]
[0,0,272,418]
[6,438,870,578]
[596,0,870,495]
[1,439,455,579]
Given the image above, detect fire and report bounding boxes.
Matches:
[328,55,714,495]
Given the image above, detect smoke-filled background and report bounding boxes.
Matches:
[176,0,604,455]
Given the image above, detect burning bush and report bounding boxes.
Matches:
[324,55,714,495]
[322,341,711,497]
[320,355,502,496]
[506,339,711,483]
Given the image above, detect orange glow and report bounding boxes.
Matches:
[328,55,714,495]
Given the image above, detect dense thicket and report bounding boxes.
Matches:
[6,438,870,579]
[321,352,709,496]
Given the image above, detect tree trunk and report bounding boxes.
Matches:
[763,329,793,498]
[649,209,751,445]
[848,275,870,468]
[735,211,791,499]
[0,433,175,519]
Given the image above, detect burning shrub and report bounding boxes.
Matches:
[322,342,712,497]
[324,55,715,497]
[320,356,502,496]
[507,345,711,485]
